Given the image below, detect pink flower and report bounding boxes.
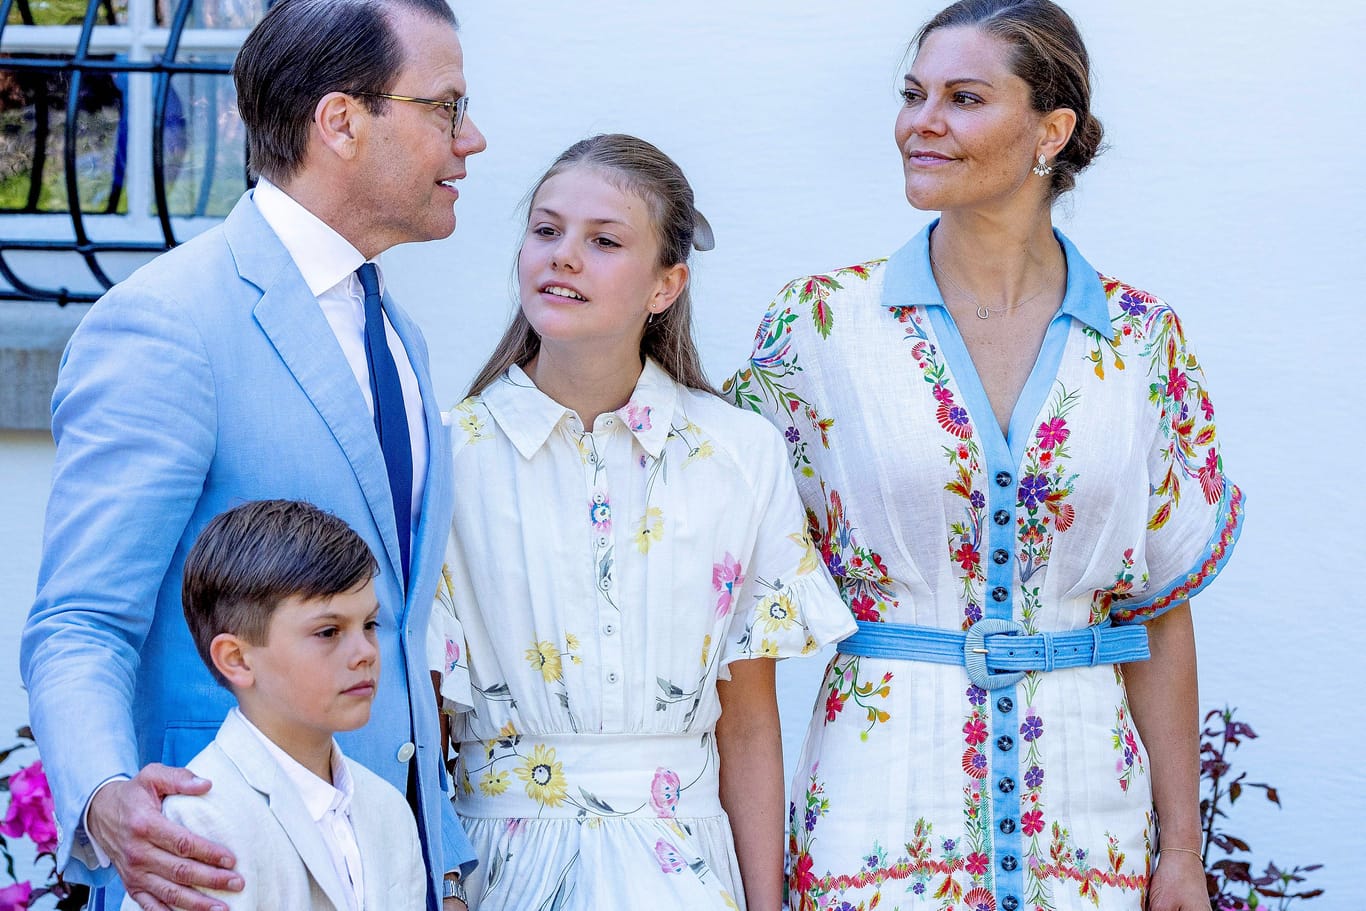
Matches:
[1021,808,1045,836]
[711,553,745,619]
[444,639,461,674]
[961,748,987,780]
[654,838,685,874]
[962,717,988,746]
[0,761,57,855]
[965,851,989,875]
[1036,416,1070,450]
[649,768,681,818]
[1165,367,1189,402]
[0,881,32,911]
[621,402,652,432]
[850,592,880,622]
[1198,447,1225,505]
[824,689,845,723]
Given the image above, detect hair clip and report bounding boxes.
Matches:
[692,208,715,252]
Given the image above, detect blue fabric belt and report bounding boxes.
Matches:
[838,618,1151,690]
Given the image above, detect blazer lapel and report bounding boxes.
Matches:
[384,296,453,624]
[223,196,406,582]
[215,713,352,911]
[347,764,395,909]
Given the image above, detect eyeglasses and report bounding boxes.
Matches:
[355,92,469,139]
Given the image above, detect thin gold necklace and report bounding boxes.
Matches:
[929,249,1054,320]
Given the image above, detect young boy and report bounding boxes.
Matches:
[122,499,428,910]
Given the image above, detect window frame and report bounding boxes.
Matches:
[0,0,252,304]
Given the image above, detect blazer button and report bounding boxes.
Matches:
[993,510,1010,526]
[998,776,1016,794]
[996,735,1014,752]
[995,471,1013,487]
[996,696,1014,713]
[991,586,1009,602]
[396,742,416,762]
[999,818,1016,835]
[1002,896,1020,911]
[1001,855,1019,872]
[992,548,1010,565]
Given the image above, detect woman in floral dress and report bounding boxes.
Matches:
[727,3,1242,911]
[429,134,856,910]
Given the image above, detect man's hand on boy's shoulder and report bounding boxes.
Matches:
[88,764,243,911]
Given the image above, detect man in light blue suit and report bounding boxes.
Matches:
[20,1,486,909]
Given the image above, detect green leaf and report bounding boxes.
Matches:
[812,299,834,339]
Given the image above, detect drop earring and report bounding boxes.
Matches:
[1032,154,1053,177]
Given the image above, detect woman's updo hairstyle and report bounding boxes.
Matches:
[914,0,1104,198]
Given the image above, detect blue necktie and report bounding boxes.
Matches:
[356,263,412,589]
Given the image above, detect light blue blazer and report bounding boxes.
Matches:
[21,192,471,910]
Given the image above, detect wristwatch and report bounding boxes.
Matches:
[442,873,468,903]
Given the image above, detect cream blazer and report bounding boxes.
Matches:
[121,710,427,910]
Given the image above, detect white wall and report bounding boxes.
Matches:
[2,0,1363,904]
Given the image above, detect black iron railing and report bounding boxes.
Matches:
[0,0,249,304]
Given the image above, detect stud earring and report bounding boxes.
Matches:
[1032,154,1053,177]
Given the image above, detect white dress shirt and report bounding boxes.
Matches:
[253,178,428,533]
[234,709,366,911]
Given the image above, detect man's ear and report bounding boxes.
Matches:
[313,91,365,160]
[210,632,255,689]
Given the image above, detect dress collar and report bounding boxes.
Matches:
[482,358,679,460]
[881,218,1111,334]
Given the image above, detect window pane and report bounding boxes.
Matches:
[160,62,244,217]
[5,0,127,27]
[0,59,126,214]
[155,0,265,29]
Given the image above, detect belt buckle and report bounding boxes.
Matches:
[964,617,1027,690]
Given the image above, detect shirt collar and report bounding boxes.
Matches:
[233,708,352,822]
[881,218,1111,334]
[482,358,679,460]
[252,178,374,299]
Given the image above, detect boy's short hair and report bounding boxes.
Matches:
[183,499,378,686]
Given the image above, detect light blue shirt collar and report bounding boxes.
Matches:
[881,219,1111,334]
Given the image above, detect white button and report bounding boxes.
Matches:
[606,672,619,684]
[596,535,609,548]
[593,492,606,504]
[396,742,416,762]
[603,416,615,426]
[603,623,616,636]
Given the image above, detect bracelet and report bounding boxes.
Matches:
[1161,846,1203,861]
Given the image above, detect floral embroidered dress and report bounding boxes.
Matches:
[429,359,856,911]
[726,223,1244,911]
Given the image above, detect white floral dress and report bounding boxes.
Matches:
[726,224,1244,911]
[429,359,857,911]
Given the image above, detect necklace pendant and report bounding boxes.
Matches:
[976,304,990,320]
